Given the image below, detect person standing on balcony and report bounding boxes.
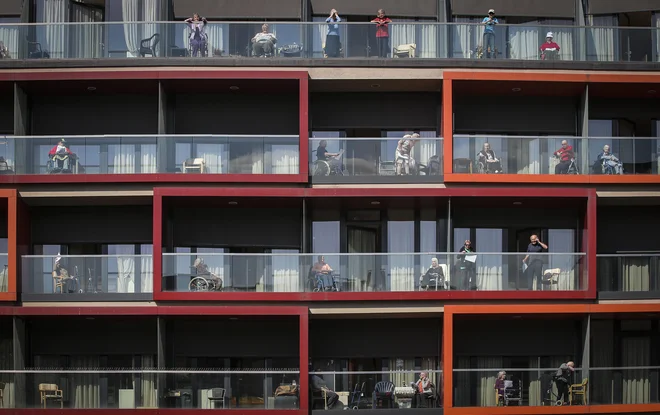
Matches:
[553,140,574,174]
[523,235,548,290]
[184,13,208,57]
[325,9,342,57]
[371,9,392,58]
[482,9,498,58]
[555,361,575,405]
[456,240,476,290]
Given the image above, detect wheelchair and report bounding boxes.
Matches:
[188,259,223,291]
[313,151,344,176]
[477,159,503,174]
[308,268,339,292]
[497,379,522,406]
[189,33,209,57]
[48,154,74,173]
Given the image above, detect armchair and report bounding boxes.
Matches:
[39,383,63,408]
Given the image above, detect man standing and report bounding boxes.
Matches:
[482,9,498,58]
[553,140,574,174]
[555,361,575,405]
[523,235,548,290]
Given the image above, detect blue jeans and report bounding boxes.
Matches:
[483,32,495,58]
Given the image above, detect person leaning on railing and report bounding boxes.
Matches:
[371,9,392,58]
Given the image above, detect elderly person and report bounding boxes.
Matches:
[48,139,74,173]
[540,32,560,60]
[553,140,574,174]
[420,257,445,290]
[371,9,392,58]
[193,258,223,290]
[0,41,9,59]
[477,142,502,173]
[555,361,575,405]
[396,133,420,175]
[413,371,435,408]
[325,9,342,57]
[494,371,507,401]
[184,13,208,57]
[596,145,623,175]
[252,24,277,57]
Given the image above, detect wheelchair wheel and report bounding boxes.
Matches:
[313,160,330,176]
[189,277,210,291]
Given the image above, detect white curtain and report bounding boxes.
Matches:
[509,23,541,60]
[451,18,506,59]
[205,23,225,57]
[111,144,157,174]
[270,145,299,174]
[70,3,102,58]
[622,337,651,404]
[122,0,161,57]
[390,21,416,56]
[43,0,68,58]
[525,138,542,174]
[71,356,100,409]
[0,25,18,59]
[141,356,157,408]
[475,229,504,291]
[545,21,575,61]
[587,15,617,62]
[347,230,376,292]
[140,255,153,293]
[271,252,299,292]
[388,222,415,292]
[0,260,7,292]
[548,230,576,290]
[116,250,136,294]
[196,143,225,174]
[478,357,502,406]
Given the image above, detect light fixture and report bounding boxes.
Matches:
[87,86,97,91]
[229,317,239,321]
[370,201,380,205]
[648,89,657,94]
[513,201,522,205]
[371,84,381,89]
[86,317,95,320]
[511,87,522,92]
[228,201,238,205]
[229,86,240,91]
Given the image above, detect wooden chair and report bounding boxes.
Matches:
[39,383,63,408]
[52,271,66,293]
[569,378,588,405]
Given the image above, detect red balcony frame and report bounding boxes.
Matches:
[442,71,660,185]
[0,189,17,301]
[443,303,660,415]
[0,69,309,185]
[153,186,597,302]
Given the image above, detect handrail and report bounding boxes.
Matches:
[163,252,585,257]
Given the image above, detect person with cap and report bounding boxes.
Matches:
[48,139,74,172]
[555,361,575,404]
[540,32,561,60]
[481,9,498,58]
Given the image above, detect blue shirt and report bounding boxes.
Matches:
[482,16,498,33]
[326,16,341,36]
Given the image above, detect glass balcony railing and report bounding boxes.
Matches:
[0,135,300,176]
[453,368,586,407]
[597,254,660,292]
[162,252,586,293]
[589,367,660,405]
[310,370,442,409]
[452,136,660,175]
[21,255,153,296]
[0,253,7,293]
[309,138,443,180]
[0,22,658,62]
[1,368,300,409]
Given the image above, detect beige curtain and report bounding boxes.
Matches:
[623,257,650,292]
[622,337,651,404]
[141,356,157,408]
[71,356,100,408]
[591,320,614,404]
[0,336,14,407]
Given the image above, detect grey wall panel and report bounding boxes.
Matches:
[171,318,299,357]
[589,0,660,14]
[311,93,440,130]
[454,319,582,357]
[170,207,301,248]
[310,319,441,358]
[173,0,302,19]
[174,93,299,135]
[0,92,12,134]
[452,206,582,229]
[31,206,153,245]
[454,96,578,135]
[29,317,157,356]
[311,0,438,17]
[597,206,660,253]
[451,0,576,18]
[31,95,158,135]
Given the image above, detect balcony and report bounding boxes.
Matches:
[309,137,443,184]
[162,252,586,294]
[0,22,658,68]
[0,134,300,181]
[597,254,660,299]
[452,135,660,179]
[0,253,7,293]
[21,255,153,301]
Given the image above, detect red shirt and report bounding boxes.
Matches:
[372,16,392,38]
[555,145,574,162]
[540,41,560,52]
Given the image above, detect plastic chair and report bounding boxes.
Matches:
[140,34,160,57]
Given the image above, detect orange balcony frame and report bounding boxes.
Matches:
[0,189,16,301]
[442,303,660,415]
[442,71,660,185]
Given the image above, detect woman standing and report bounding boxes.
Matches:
[184,13,208,57]
[325,9,341,57]
[371,9,392,58]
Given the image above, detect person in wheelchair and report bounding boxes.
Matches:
[420,257,445,290]
[184,13,208,57]
[48,139,75,173]
[412,371,435,408]
[477,142,502,173]
[252,24,277,57]
[595,145,623,175]
[315,140,343,176]
[395,134,420,175]
[312,255,338,291]
[53,255,78,293]
[553,140,575,174]
[191,258,223,291]
[540,32,560,60]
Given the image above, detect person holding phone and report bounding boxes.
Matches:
[325,9,342,57]
[482,9,498,58]
[523,235,548,290]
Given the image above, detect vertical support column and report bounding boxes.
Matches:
[13,316,26,408]
[437,0,448,57]
[13,83,29,174]
[157,81,169,173]
[442,78,453,177]
[579,84,589,173]
[586,189,597,296]
[7,192,18,300]
[580,84,589,138]
[581,314,590,384]
[442,308,454,409]
[298,310,309,413]
[153,192,163,298]
[157,316,173,408]
[299,76,309,179]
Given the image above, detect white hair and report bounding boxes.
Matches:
[498,371,506,377]
[403,134,412,139]
[431,257,438,263]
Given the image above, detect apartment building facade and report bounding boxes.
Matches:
[0,0,659,414]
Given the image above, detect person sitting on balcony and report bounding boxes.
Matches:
[413,371,435,408]
[553,140,574,174]
[311,372,339,409]
[252,24,277,57]
[540,32,560,60]
[396,133,420,175]
[477,142,502,173]
[193,258,223,290]
[523,235,548,290]
[313,255,335,290]
[48,139,74,173]
[555,361,575,405]
[494,371,507,399]
[0,41,10,59]
[420,257,445,290]
[316,140,343,175]
[595,145,623,175]
[184,13,208,57]
[53,255,76,293]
